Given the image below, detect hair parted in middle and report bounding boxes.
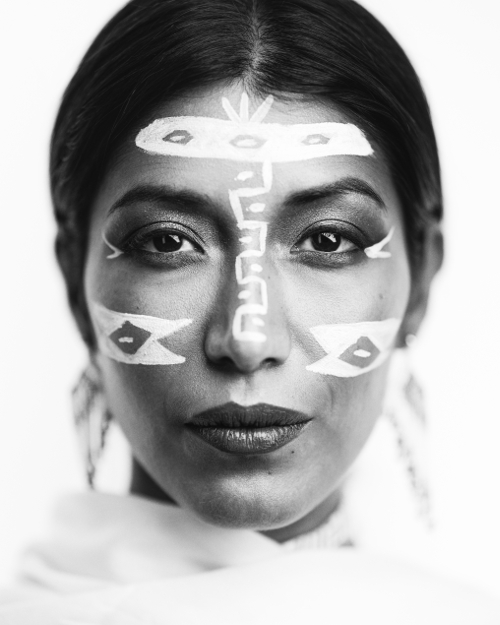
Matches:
[51,0,442,345]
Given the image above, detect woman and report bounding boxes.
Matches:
[1,0,498,622]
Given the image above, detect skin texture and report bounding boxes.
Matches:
[84,84,438,542]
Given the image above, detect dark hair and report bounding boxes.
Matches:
[51,0,442,344]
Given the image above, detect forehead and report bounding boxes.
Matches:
[101,85,398,215]
[134,86,373,162]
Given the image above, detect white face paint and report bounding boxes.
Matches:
[91,302,192,365]
[102,232,123,259]
[136,117,373,162]
[364,226,395,259]
[306,318,401,378]
[136,87,372,165]
[136,93,377,346]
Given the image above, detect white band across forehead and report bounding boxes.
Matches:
[136,118,373,162]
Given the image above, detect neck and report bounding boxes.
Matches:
[130,459,177,505]
[129,458,341,542]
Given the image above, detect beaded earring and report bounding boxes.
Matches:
[383,337,432,526]
[72,361,111,488]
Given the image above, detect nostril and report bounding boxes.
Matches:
[208,353,282,375]
[210,355,236,370]
[204,304,291,373]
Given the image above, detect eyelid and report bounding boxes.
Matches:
[293,219,368,251]
[140,232,198,254]
[299,218,364,236]
[295,232,358,254]
[121,221,205,251]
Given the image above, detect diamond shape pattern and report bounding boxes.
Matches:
[339,336,380,368]
[109,321,151,355]
[163,130,193,145]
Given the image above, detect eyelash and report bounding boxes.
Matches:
[120,223,204,267]
[291,222,366,267]
[111,219,370,270]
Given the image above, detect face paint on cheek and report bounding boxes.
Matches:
[364,226,395,259]
[90,302,192,365]
[306,318,401,377]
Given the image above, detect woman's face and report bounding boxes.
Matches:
[85,84,411,534]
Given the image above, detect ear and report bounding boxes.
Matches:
[398,224,444,347]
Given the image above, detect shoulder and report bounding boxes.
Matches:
[0,550,499,625]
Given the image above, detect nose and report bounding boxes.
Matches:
[204,266,292,373]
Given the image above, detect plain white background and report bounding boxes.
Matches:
[0,0,499,596]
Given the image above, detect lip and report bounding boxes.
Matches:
[186,402,312,454]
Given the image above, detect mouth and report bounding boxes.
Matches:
[186,402,312,454]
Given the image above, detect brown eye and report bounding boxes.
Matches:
[296,231,357,254]
[137,232,198,254]
[152,234,183,252]
[311,232,341,252]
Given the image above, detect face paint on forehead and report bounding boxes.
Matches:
[90,302,192,365]
[306,318,401,378]
[135,106,373,162]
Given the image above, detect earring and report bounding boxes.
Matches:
[383,339,432,527]
[72,361,111,488]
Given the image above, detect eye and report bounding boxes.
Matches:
[297,231,357,253]
[137,232,198,254]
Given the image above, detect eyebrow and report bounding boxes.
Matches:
[108,176,386,216]
[283,177,386,211]
[108,185,218,216]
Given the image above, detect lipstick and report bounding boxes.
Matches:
[186,402,311,454]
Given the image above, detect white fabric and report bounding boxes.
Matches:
[0,492,499,625]
[17,492,282,591]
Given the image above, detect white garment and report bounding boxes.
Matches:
[0,492,499,625]
[19,492,283,590]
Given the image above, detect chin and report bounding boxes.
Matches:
[175,474,316,531]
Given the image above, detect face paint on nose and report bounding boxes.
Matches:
[306,318,401,377]
[90,302,192,365]
[230,157,271,343]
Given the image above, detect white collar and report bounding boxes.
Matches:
[19,492,282,591]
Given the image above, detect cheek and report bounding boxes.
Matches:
[85,279,204,371]
[84,212,210,343]
[285,236,410,327]
[329,364,388,443]
[83,236,215,415]
[278,243,410,378]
